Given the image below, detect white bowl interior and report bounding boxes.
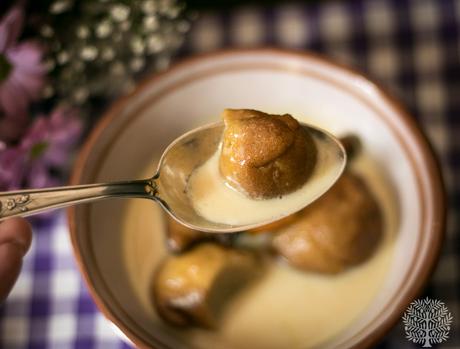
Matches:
[73,51,437,348]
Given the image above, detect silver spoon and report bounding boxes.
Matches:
[0,122,346,233]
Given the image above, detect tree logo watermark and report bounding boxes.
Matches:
[402,297,453,347]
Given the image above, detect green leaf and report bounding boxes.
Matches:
[30,142,49,159]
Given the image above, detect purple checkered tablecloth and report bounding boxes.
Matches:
[1,0,459,348]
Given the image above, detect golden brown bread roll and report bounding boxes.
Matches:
[152,243,261,327]
[272,172,383,273]
[219,109,317,199]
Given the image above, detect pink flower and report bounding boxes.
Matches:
[0,6,46,143]
[0,107,82,190]
[0,146,27,190]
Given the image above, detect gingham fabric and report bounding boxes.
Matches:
[1,0,459,347]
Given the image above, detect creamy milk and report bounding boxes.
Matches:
[187,142,341,226]
[122,153,397,349]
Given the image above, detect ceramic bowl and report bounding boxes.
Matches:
[69,49,445,349]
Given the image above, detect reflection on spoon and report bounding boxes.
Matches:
[0,120,346,233]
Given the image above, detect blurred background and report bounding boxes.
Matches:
[0,0,458,348]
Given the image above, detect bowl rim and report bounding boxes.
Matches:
[68,47,446,349]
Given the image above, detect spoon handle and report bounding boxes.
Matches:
[0,179,157,221]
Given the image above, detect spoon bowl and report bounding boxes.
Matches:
[156,121,346,232]
[0,121,345,232]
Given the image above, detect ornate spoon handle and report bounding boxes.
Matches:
[0,179,157,221]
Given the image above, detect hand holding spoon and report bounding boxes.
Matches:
[0,122,346,233]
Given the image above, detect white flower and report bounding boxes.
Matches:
[110,4,130,22]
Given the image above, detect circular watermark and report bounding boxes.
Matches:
[402,297,453,347]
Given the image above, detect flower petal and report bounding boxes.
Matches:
[0,77,28,116]
[2,42,46,101]
[0,146,26,190]
[0,114,28,143]
[0,6,24,52]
